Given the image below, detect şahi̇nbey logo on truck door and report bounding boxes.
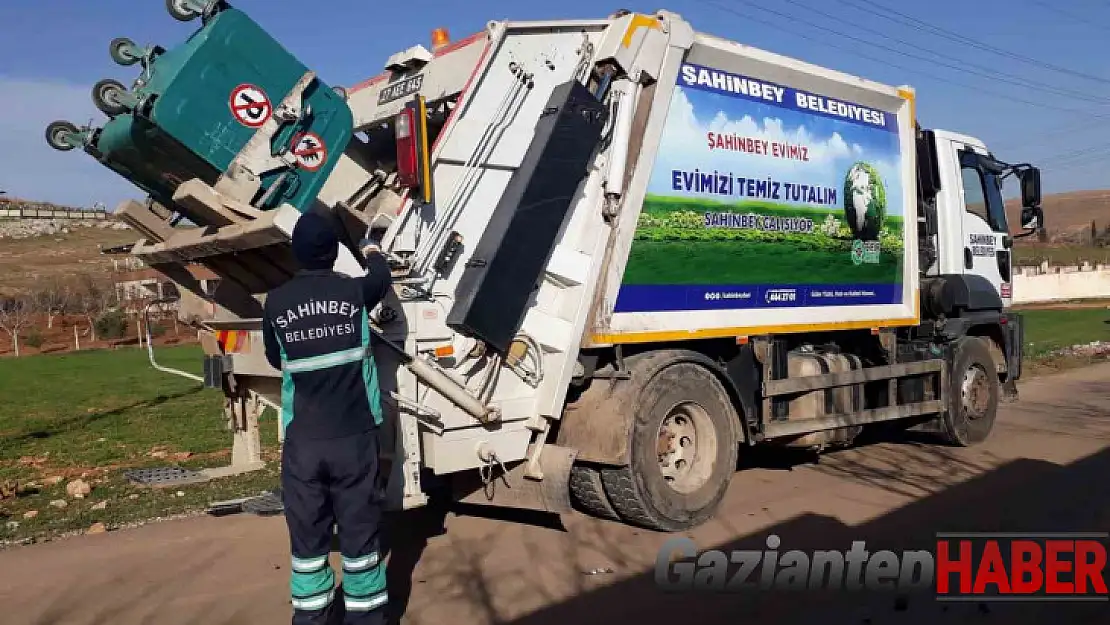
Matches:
[969,234,997,257]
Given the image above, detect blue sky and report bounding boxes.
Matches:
[2,0,1108,208]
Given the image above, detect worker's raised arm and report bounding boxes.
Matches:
[359,240,392,310]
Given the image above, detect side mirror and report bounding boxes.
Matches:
[1020,167,1041,208]
[916,129,941,199]
[1020,205,1043,232]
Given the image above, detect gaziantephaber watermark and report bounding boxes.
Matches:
[656,533,1109,601]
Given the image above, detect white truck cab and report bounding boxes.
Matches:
[918,126,1041,321]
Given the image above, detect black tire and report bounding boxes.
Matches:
[45,121,79,151]
[941,337,999,446]
[92,79,129,116]
[568,464,619,521]
[109,37,140,66]
[166,0,200,21]
[599,360,739,532]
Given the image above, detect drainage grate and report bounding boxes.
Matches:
[124,466,207,487]
[242,489,284,516]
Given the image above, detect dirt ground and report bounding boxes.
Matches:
[1,364,1108,625]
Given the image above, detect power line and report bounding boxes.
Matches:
[692,0,1110,171]
[990,117,1110,152]
[1040,156,1110,175]
[1027,0,1105,28]
[834,0,1110,86]
[1036,143,1110,167]
[726,0,1110,105]
[775,0,1109,104]
[1036,144,1110,171]
[709,0,1110,108]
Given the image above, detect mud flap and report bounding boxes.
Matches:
[451,445,578,514]
[1003,312,1023,400]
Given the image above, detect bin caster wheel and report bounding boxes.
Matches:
[166,0,201,21]
[45,121,80,152]
[93,79,130,116]
[109,37,141,66]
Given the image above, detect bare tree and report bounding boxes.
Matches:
[0,297,34,357]
[129,287,157,348]
[74,273,116,342]
[35,279,72,329]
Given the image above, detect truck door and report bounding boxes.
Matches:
[956,146,1012,306]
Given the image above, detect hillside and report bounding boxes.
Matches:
[0,226,139,296]
[0,198,137,296]
[1006,189,1110,243]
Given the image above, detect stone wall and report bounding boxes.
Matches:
[0,218,130,240]
[1013,262,1110,304]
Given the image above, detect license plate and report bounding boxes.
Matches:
[378,74,424,105]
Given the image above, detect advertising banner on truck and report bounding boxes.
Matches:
[615,62,907,313]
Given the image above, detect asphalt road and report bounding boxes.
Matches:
[2,363,1108,625]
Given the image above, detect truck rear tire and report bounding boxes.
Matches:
[941,337,999,446]
[600,360,738,532]
[568,464,620,521]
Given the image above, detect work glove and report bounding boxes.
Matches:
[359,224,388,258]
[359,238,381,258]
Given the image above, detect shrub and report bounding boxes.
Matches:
[95,310,129,340]
[23,330,45,349]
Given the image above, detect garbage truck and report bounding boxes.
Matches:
[47,0,1045,531]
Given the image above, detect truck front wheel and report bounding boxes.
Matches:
[942,337,999,446]
[600,360,738,532]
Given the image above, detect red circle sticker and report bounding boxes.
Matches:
[291,132,327,171]
[229,84,271,128]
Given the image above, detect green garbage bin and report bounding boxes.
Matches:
[89,6,353,217]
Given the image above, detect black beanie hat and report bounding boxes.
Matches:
[290,210,339,271]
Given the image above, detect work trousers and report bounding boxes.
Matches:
[283,428,387,625]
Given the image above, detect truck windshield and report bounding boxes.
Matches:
[959,150,1009,233]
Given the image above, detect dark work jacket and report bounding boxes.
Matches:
[262,253,391,440]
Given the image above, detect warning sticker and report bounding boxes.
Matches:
[229,84,271,128]
[291,132,327,171]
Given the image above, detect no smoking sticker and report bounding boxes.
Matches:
[291,132,327,171]
[229,84,271,128]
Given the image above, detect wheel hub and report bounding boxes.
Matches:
[656,402,717,494]
[658,413,695,472]
[961,365,990,419]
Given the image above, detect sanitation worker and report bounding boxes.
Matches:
[262,208,392,625]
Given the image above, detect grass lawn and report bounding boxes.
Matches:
[0,345,280,545]
[1021,307,1110,356]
